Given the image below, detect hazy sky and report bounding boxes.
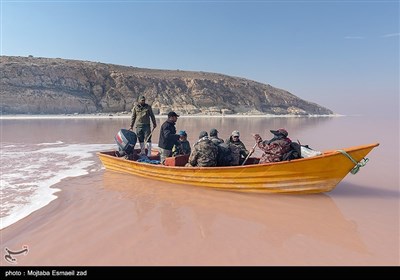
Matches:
[1,0,399,116]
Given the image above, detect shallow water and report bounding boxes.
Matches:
[0,115,398,264]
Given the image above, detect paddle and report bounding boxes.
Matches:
[144,126,156,144]
[241,142,258,166]
[142,127,157,156]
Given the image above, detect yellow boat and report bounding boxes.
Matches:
[97,143,379,194]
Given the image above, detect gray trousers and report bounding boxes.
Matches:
[159,148,172,164]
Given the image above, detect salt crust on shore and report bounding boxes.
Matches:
[0,113,343,120]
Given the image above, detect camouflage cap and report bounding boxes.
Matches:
[270,128,288,137]
[231,130,240,137]
[138,95,146,101]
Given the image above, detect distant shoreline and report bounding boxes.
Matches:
[0,113,344,120]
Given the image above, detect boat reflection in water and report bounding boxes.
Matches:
[102,171,368,259]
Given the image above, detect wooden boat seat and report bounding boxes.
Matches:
[165,154,190,167]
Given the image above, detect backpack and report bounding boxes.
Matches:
[282,142,302,161]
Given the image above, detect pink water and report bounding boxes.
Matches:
[0,115,398,265]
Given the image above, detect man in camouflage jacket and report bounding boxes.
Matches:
[253,128,292,164]
[225,130,249,164]
[188,131,218,167]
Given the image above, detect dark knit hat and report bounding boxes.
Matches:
[209,128,219,137]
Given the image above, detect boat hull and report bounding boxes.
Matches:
[97,143,379,194]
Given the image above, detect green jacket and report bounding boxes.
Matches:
[172,140,191,156]
[130,103,156,128]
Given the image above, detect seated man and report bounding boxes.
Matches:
[225,130,249,164]
[172,130,191,157]
[187,131,218,167]
[209,128,224,145]
[253,128,292,164]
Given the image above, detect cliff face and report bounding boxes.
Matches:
[0,56,333,115]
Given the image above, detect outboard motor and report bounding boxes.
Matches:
[115,129,137,157]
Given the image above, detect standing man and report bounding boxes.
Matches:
[129,95,157,156]
[158,111,180,164]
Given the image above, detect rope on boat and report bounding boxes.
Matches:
[336,150,369,175]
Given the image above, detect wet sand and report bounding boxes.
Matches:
[0,115,399,266]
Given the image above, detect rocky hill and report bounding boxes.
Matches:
[0,56,333,115]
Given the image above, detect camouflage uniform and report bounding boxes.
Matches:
[188,137,218,167]
[172,140,191,157]
[254,135,292,164]
[225,136,249,163]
